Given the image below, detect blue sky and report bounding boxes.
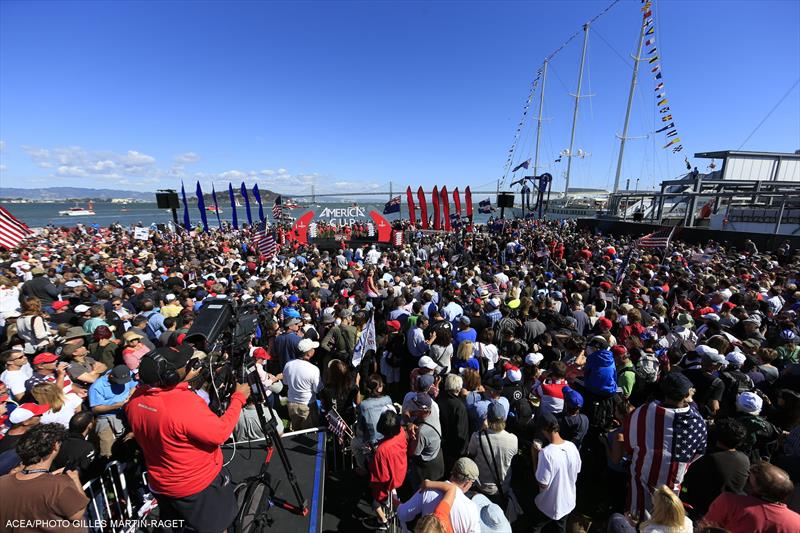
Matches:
[1,0,798,197]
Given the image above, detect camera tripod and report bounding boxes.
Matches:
[244,363,309,517]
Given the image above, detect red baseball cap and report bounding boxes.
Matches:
[51,301,70,311]
[33,352,59,365]
[386,320,401,332]
[612,345,628,357]
[252,347,271,360]
[598,317,613,330]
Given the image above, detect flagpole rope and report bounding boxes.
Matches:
[737,77,800,150]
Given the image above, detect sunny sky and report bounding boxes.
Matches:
[1,0,798,197]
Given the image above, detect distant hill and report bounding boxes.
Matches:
[0,187,155,201]
[0,186,280,202]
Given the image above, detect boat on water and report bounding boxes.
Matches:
[206,205,223,213]
[59,201,96,216]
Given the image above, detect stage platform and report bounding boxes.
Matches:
[222,430,326,533]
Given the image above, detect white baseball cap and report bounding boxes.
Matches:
[418,356,437,370]
[297,338,320,353]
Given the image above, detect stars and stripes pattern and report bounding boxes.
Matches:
[383,195,401,214]
[325,407,354,445]
[0,206,33,249]
[624,401,707,519]
[254,221,277,260]
[636,226,675,248]
[272,195,283,220]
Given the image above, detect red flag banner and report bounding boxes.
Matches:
[441,186,451,231]
[464,186,473,231]
[453,187,462,217]
[417,186,429,229]
[432,186,441,230]
[0,206,32,250]
[406,186,416,226]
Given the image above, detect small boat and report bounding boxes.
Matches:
[59,201,96,216]
[206,205,223,213]
[283,200,301,209]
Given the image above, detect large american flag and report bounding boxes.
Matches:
[636,226,676,248]
[272,195,282,220]
[624,401,707,519]
[254,221,277,260]
[0,206,33,250]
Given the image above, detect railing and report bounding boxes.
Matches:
[82,461,156,533]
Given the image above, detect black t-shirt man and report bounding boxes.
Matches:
[683,368,725,417]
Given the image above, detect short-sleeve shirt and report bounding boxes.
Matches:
[415,421,442,462]
[432,498,455,533]
[1,364,33,398]
[535,440,582,520]
[88,373,136,418]
[67,356,98,383]
[0,473,90,531]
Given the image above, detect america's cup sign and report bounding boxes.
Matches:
[318,206,366,225]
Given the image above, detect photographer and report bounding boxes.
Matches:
[126,345,250,532]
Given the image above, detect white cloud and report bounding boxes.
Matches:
[23,146,157,179]
[0,140,5,152]
[174,152,200,164]
[219,170,248,181]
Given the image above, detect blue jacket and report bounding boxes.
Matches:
[584,349,617,396]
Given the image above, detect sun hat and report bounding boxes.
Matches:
[736,391,763,415]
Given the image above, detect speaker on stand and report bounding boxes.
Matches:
[497,192,515,219]
[155,190,181,225]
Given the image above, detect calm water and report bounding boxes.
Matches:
[3,201,511,229]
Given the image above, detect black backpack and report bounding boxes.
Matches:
[232,466,274,533]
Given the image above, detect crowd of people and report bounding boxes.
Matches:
[0,216,799,533]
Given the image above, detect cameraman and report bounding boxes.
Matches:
[126,346,250,532]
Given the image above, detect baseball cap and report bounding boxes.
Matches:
[288,295,299,303]
[61,343,84,357]
[504,365,522,383]
[736,391,763,414]
[487,401,508,422]
[297,338,319,353]
[165,294,176,301]
[74,304,90,314]
[611,345,628,358]
[252,347,271,360]
[525,352,544,366]
[9,403,50,424]
[459,316,471,326]
[597,317,612,330]
[588,336,609,349]
[506,299,520,310]
[339,309,353,319]
[416,373,435,392]
[51,300,70,311]
[108,365,132,385]
[31,267,46,276]
[451,457,480,483]
[411,392,433,411]
[660,371,693,398]
[386,320,401,332]
[725,351,747,368]
[284,308,301,319]
[283,318,301,328]
[418,356,437,370]
[472,494,511,533]
[562,386,584,409]
[701,350,727,367]
[32,352,59,365]
[695,345,719,358]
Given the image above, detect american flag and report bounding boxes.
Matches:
[636,226,676,248]
[325,407,353,445]
[272,195,282,220]
[0,206,33,250]
[254,221,277,260]
[624,401,707,519]
[616,248,636,284]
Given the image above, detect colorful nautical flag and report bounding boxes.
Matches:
[512,159,530,172]
[663,137,681,148]
[661,115,673,122]
[656,123,674,133]
[649,56,659,64]
[646,27,655,35]
[660,107,671,114]
[648,47,657,55]
[657,98,668,106]
[655,83,664,91]
[646,39,656,47]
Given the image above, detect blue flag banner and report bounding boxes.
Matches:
[196,181,209,232]
[228,183,239,229]
[352,312,376,368]
[240,182,253,226]
[252,184,265,222]
[180,181,191,230]
[211,184,222,228]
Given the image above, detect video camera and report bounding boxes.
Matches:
[183,297,265,415]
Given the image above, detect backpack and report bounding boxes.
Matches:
[634,352,660,384]
[232,466,274,533]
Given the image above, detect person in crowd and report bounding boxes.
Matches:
[88,324,119,370]
[467,400,517,501]
[1,347,32,401]
[62,341,107,387]
[608,484,693,533]
[397,457,482,533]
[283,337,321,431]
[31,382,83,429]
[0,402,49,454]
[16,296,53,355]
[365,409,407,531]
[126,344,251,532]
[20,267,62,309]
[703,462,800,533]
[0,423,89,527]
[438,374,469,475]
[121,329,150,370]
[408,391,444,485]
[88,365,136,457]
[50,410,101,481]
[528,412,582,533]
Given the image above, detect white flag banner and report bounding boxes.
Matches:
[133,227,150,241]
[351,313,376,368]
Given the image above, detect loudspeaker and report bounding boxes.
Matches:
[497,193,515,208]
[155,192,180,209]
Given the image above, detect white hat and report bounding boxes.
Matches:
[74,304,90,314]
[725,351,747,368]
[418,356,437,370]
[736,391,763,415]
[165,294,176,301]
[471,494,512,533]
[525,353,544,366]
[297,338,320,353]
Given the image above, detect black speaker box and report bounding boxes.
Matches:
[497,192,515,208]
[185,298,233,349]
[155,192,180,209]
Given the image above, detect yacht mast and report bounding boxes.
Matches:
[564,23,590,195]
[533,59,548,178]
[613,19,646,197]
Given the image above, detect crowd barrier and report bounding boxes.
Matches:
[82,461,156,533]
